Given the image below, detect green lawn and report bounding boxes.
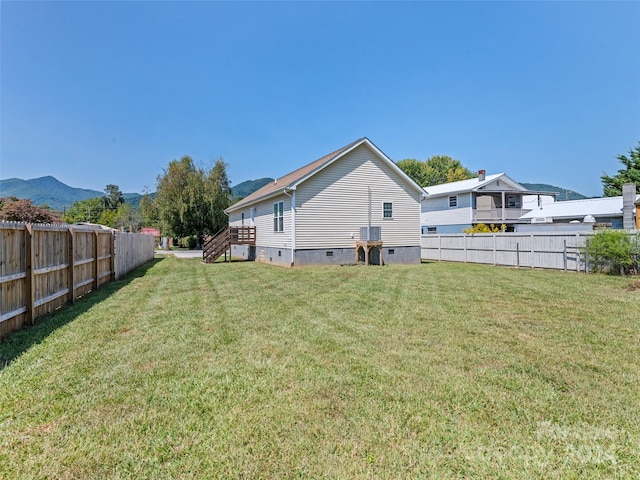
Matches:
[1,258,639,479]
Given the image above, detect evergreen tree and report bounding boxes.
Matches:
[601,142,640,197]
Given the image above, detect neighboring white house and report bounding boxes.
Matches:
[224,138,426,266]
[421,171,555,234]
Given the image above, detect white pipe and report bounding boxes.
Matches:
[283,189,296,266]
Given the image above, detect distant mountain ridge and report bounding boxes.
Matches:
[1,176,589,212]
[520,183,588,201]
[0,175,275,212]
[0,176,145,211]
[231,177,274,198]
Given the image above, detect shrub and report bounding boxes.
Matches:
[464,223,506,234]
[177,236,198,249]
[586,230,638,275]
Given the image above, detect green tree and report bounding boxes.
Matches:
[155,156,232,240]
[203,159,232,234]
[104,184,125,210]
[601,142,640,197]
[63,197,105,224]
[139,188,159,228]
[397,155,476,187]
[111,203,141,232]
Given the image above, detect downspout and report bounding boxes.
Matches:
[283,189,296,266]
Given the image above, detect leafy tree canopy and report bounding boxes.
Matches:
[601,142,640,197]
[63,184,136,229]
[397,155,476,187]
[139,188,160,229]
[0,197,62,223]
[63,197,105,224]
[104,184,125,210]
[154,156,232,239]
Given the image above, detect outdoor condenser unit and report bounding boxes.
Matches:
[360,226,381,241]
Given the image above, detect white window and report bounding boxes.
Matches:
[273,201,284,232]
[383,202,393,219]
[423,226,437,234]
[507,195,518,208]
[449,195,458,208]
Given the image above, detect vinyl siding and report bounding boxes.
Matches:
[295,144,421,249]
[229,194,292,249]
[421,193,472,226]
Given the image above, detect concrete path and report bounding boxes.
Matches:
[155,249,203,259]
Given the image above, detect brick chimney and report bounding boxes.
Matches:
[478,170,486,182]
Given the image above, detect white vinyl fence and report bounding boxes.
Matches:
[421,232,593,271]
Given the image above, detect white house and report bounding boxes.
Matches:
[421,171,555,234]
[224,138,426,266]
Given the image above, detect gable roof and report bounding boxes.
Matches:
[423,173,530,197]
[226,138,425,213]
[520,195,639,220]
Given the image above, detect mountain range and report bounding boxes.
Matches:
[0,176,587,212]
[0,176,276,212]
[0,176,145,211]
[519,183,588,201]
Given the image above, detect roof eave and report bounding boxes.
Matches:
[225,187,294,213]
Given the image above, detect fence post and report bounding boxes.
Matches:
[25,224,36,325]
[530,233,535,269]
[577,233,582,273]
[584,237,589,273]
[493,234,497,266]
[464,235,467,263]
[563,239,567,272]
[438,235,442,261]
[110,232,116,281]
[93,230,99,290]
[68,227,75,303]
[516,242,520,268]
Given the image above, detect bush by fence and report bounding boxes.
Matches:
[585,230,639,275]
[0,222,155,338]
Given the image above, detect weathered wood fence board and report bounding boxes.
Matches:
[0,223,155,339]
[421,232,595,271]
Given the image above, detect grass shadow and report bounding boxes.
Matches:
[0,257,164,370]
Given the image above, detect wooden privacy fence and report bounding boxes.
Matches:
[0,222,155,339]
[421,232,596,271]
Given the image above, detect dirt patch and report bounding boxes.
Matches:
[626,280,640,292]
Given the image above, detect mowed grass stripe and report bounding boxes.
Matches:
[1,258,638,478]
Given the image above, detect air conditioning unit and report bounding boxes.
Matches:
[360,226,381,241]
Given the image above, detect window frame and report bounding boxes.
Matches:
[448,195,458,208]
[383,202,393,219]
[273,201,284,232]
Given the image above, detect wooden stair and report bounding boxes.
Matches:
[202,226,256,263]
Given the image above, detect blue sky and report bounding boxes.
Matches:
[1,1,639,197]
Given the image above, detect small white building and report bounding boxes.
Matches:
[224,138,426,266]
[519,189,639,230]
[421,172,555,234]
